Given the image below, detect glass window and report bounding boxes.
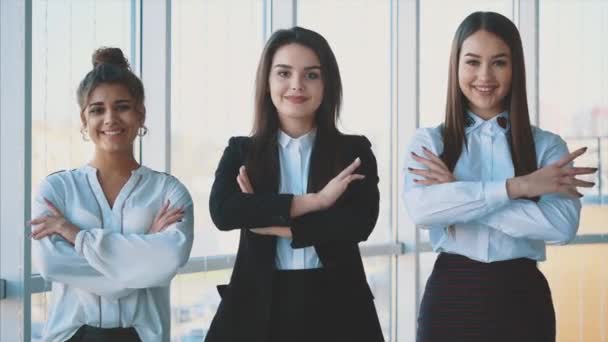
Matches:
[419,0,513,128]
[170,0,265,257]
[298,0,392,244]
[30,0,134,339]
[539,0,608,234]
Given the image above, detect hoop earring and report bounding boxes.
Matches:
[138,126,148,137]
[80,127,89,141]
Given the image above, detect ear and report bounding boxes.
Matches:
[138,104,146,125]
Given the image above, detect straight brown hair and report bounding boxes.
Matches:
[443,12,538,194]
[246,27,344,193]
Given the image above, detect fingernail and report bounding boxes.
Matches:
[408,167,413,171]
[411,151,417,156]
[583,147,588,152]
[413,179,419,183]
[422,146,429,151]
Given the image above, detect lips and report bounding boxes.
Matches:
[472,85,498,94]
[100,128,125,136]
[284,95,309,104]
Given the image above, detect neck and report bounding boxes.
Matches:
[469,105,505,121]
[90,150,139,177]
[279,116,315,138]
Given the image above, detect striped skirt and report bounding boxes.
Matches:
[417,253,555,342]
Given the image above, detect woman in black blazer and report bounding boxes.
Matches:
[205,27,384,342]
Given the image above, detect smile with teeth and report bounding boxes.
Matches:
[473,85,498,94]
[101,129,125,136]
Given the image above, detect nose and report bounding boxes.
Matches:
[477,62,493,81]
[290,76,304,91]
[103,109,119,125]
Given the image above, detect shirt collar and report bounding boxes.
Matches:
[277,129,317,150]
[465,110,510,135]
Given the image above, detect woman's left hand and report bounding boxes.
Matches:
[237,166,293,238]
[29,198,80,244]
[408,147,456,185]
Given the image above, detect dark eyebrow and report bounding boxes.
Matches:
[88,99,131,107]
[463,52,509,59]
[273,64,322,70]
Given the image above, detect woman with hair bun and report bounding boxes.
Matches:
[30,47,194,342]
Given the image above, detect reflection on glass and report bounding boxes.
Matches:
[539,0,608,234]
[298,0,391,243]
[30,0,133,267]
[420,0,513,127]
[171,0,264,257]
[541,244,608,342]
[32,292,50,341]
[170,270,231,341]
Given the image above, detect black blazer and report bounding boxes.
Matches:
[205,134,381,342]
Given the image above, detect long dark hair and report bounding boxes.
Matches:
[246,26,344,193]
[442,12,537,184]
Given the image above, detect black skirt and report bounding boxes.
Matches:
[417,253,555,342]
[65,325,140,342]
[268,268,384,342]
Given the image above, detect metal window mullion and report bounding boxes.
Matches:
[396,0,420,341]
[0,0,32,341]
[516,0,540,126]
[140,0,171,172]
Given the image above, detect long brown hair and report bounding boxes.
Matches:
[246,27,344,193]
[443,12,537,185]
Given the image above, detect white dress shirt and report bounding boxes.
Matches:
[32,165,194,342]
[402,111,581,263]
[275,129,323,270]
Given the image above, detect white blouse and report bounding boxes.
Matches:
[402,111,581,263]
[32,165,193,342]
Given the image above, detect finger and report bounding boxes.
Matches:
[250,228,269,235]
[155,200,171,221]
[413,179,441,186]
[421,147,449,170]
[346,174,365,183]
[561,178,595,188]
[162,212,185,227]
[43,198,62,216]
[31,227,52,240]
[160,207,183,220]
[411,152,450,175]
[239,166,255,193]
[237,174,251,194]
[28,217,48,225]
[554,147,587,168]
[562,167,598,176]
[408,168,441,181]
[562,186,583,198]
[337,158,361,180]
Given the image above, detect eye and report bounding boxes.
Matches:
[465,59,480,66]
[493,60,508,67]
[89,107,103,115]
[306,71,320,80]
[277,70,290,78]
[116,104,131,111]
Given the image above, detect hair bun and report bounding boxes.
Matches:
[92,47,130,69]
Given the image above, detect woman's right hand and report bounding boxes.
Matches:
[507,147,597,199]
[316,157,365,210]
[147,200,184,234]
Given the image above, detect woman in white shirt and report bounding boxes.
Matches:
[29,47,194,342]
[205,27,383,342]
[402,12,597,342]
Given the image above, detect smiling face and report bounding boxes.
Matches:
[268,43,324,131]
[458,29,512,119]
[82,83,144,155]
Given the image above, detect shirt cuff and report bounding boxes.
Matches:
[484,181,510,210]
[74,230,88,256]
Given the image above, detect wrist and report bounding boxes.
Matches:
[507,176,527,199]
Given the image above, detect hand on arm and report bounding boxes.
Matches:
[147,200,185,234]
[29,198,80,244]
[506,147,597,199]
[408,147,455,185]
